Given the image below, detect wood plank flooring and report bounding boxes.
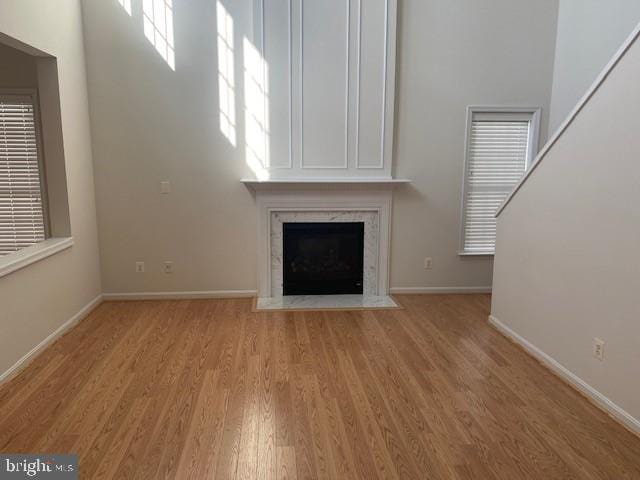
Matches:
[0,295,639,479]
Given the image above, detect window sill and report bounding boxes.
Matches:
[0,237,74,278]
[458,251,495,257]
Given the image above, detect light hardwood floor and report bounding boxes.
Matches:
[0,295,639,479]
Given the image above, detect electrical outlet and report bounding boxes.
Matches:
[135,262,145,273]
[160,181,171,194]
[164,261,174,274]
[593,338,604,361]
[424,257,433,270]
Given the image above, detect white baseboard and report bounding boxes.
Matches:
[0,294,103,385]
[104,288,489,300]
[489,315,640,436]
[390,286,492,294]
[102,290,257,301]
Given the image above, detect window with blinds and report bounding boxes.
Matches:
[460,109,538,254]
[0,94,47,256]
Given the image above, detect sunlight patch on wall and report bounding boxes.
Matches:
[143,0,175,70]
[116,0,132,15]
[217,2,237,147]
[117,0,132,15]
[244,38,270,180]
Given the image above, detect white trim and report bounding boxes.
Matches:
[355,0,396,172]
[299,1,350,170]
[354,0,362,169]
[378,0,390,170]
[0,294,103,385]
[256,0,294,170]
[252,0,396,177]
[497,20,640,217]
[489,315,640,437]
[457,251,494,257]
[241,177,410,189]
[102,290,257,301]
[459,106,541,255]
[344,0,350,169]
[298,0,304,168]
[256,0,294,171]
[382,0,396,174]
[286,0,293,169]
[390,286,492,294]
[0,237,73,278]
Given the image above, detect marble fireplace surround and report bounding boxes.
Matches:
[256,189,392,299]
[271,210,378,297]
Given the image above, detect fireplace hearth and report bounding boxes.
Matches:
[283,222,365,295]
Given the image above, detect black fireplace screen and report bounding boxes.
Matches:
[283,222,365,295]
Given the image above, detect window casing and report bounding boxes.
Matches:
[0,92,48,256]
[460,107,540,255]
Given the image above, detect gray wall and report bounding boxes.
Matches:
[390,0,558,290]
[492,30,640,426]
[81,0,560,294]
[0,0,102,376]
[549,0,640,133]
[82,0,257,294]
[0,43,38,88]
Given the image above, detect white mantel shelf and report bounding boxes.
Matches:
[241,178,411,190]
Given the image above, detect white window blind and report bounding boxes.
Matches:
[461,110,537,254]
[0,95,46,256]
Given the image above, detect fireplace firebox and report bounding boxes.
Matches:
[283,222,365,295]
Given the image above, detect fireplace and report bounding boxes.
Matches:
[254,190,393,301]
[283,222,365,295]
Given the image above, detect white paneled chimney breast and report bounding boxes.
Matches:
[244,0,398,180]
[245,1,406,309]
